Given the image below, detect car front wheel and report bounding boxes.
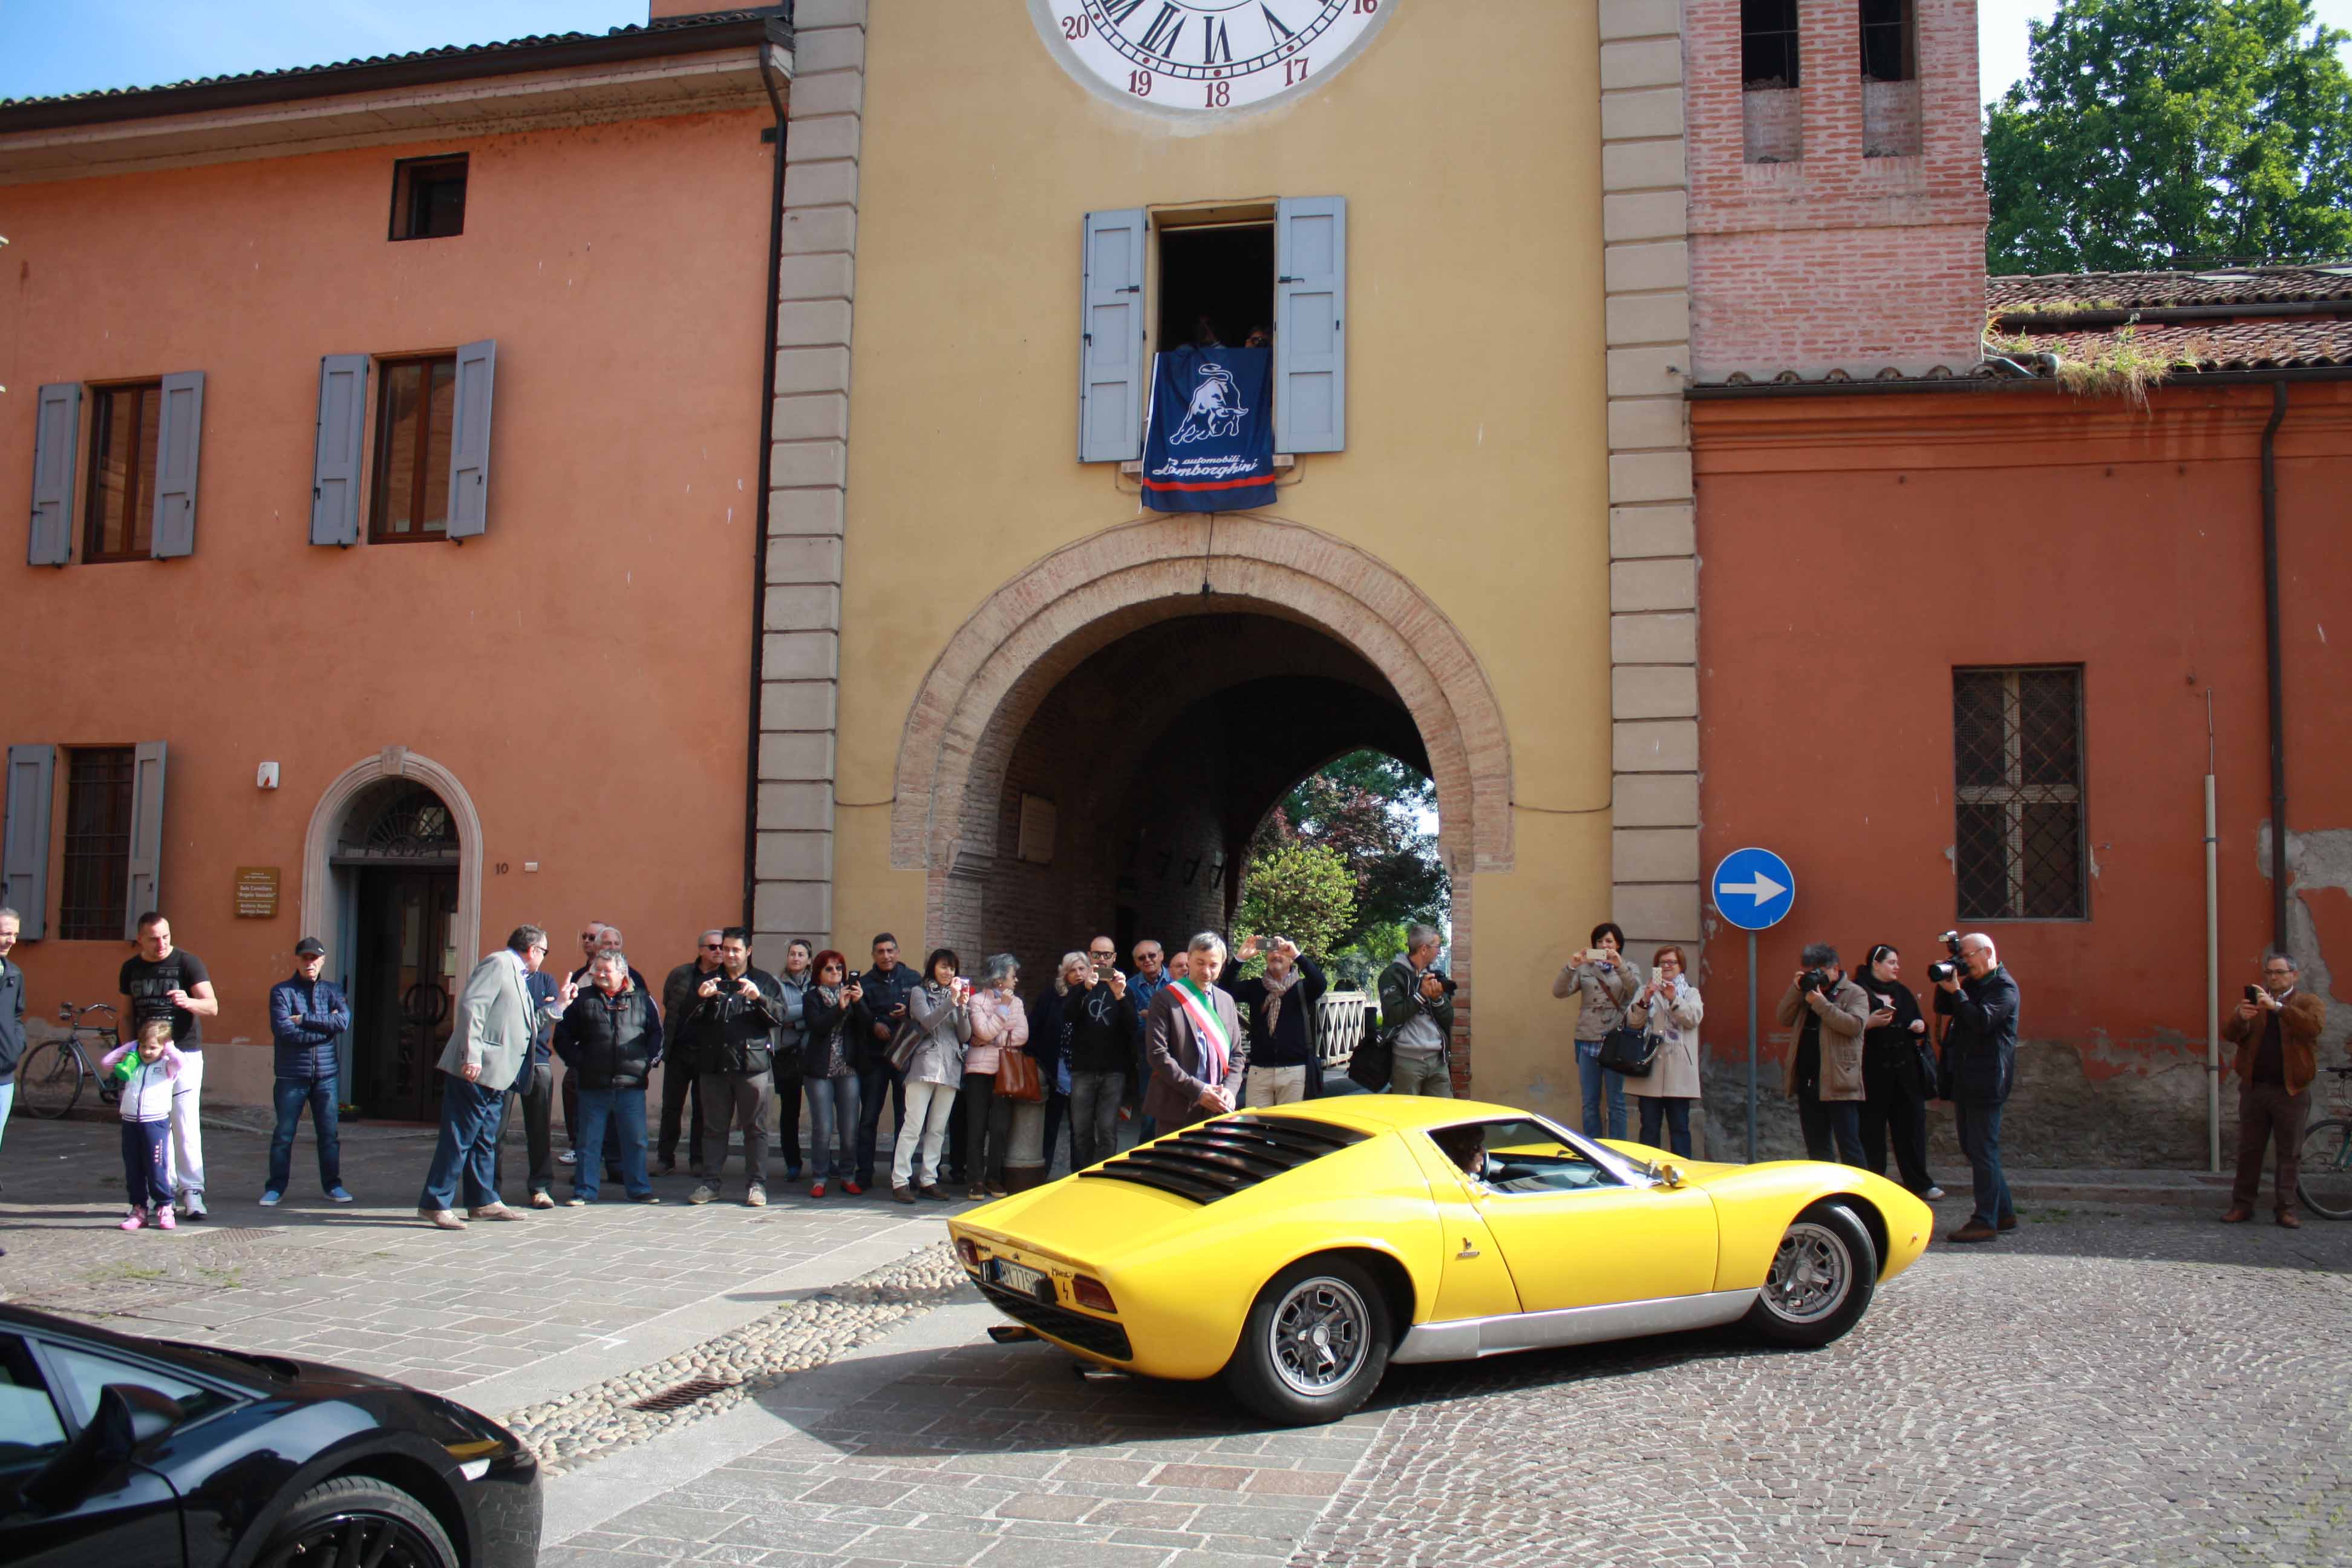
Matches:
[255,1475,459,1568]
[1743,1200,1878,1348]
[1223,1255,1393,1426]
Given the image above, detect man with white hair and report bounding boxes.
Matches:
[1143,932,1246,1131]
[1933,932,2020,1244]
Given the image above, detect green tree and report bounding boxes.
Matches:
[1234,844,1357,968]
[1985,0,2352,273]
[1250,750,1447,947]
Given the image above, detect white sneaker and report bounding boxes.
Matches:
[259,1191,283,1207]
[558,1151,577,1166]
[183,1195,209,1221]
[1924,1186,1946,1200]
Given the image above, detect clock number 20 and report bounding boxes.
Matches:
[1062,13,1089,38]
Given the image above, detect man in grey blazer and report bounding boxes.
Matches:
[1142,932,1247,1132]
[419,924,552,1230]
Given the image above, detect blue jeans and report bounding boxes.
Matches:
[1954,1099,2014,1228]
[1576,1045,1628,1140]
[804,1073,861,1181]
[1638,1095,1693,1157]
[267,1076,342,1195]
[574,1086,650,1201]
[418,1077,507,1212]
[0,1079,14,1155]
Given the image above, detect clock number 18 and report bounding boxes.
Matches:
[1204,79,1230,106]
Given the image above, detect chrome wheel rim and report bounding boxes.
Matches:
[259,1511,445,1568]
[1763,1221,1851,1323]
[1269,1276,1370,1396]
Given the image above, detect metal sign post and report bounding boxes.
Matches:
[1710,846,1796,1165]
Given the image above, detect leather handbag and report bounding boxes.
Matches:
[1348,1029,1394,1092]
[1596,1024,1659,1077]
[885,1015,924,1074]
[995,1047,1045,1104]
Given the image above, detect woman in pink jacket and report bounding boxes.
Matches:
[961,953,1030,1200]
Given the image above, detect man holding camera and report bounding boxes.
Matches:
[684,928,787,1208]
[1933,932,2019,1243]
[2222,950,2326,1228]
[1776,944,1868,1166]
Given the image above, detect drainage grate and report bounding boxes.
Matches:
[626,1377,737,1414]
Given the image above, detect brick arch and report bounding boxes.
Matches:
[889,514,1513,962]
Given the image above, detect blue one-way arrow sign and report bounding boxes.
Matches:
[1711,846,1794,932]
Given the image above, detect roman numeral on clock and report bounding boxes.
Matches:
[1204,18,1233,63]
[1260,2,1297,42]
[1108,0,1149,23]
[1137,2,1185,57]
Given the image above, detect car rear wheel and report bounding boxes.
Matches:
[255,1475,458,1568]
[1743,1201,1878,1348]
[1223,1255,1393,1426]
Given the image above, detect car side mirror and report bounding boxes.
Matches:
[17,1384,173,1514]
[1652,1161,1687,1189]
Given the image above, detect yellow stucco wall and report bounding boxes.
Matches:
[829,1,1612,1113]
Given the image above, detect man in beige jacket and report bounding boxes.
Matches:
[1776,942,1869,1168]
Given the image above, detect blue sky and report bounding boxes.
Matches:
[1,1,2348,105]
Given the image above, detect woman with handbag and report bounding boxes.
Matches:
[1625,946,1703,1157]
[1552,921,1638,1139]
[1855,943,1944,1200]
[799,951,866,1199]
[890,949,971,1203]
[960,954,1031,1200]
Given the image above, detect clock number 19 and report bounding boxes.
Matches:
[1129,68,1153,96]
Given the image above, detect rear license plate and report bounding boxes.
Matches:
[988,1259,1052,1300]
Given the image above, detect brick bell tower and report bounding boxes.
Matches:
[1682,0,1990,379]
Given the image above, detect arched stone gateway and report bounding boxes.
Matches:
[889,514,1512,1084]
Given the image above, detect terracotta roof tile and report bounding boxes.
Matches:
[1993,318,2352,373]
[1988,264,2352,312]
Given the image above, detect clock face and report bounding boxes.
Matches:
[1051,0,1390,112]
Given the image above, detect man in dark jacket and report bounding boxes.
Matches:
[1220,935,1327,1106]
[2221,950,2329,1229]
[1935,933,2020,1244]
[553,947,664,1206]
[686,928,786,1207]
[263,938,352,1206]
[1376,925,1457,1096]
[852,933,920,1191]
[1065,953,1139,1170]
[0,907,25,1168]
[656,929,721,1175]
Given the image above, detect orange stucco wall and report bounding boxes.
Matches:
[0,109,773,1108]
[1693,382,2352,1164]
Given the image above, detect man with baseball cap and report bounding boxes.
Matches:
[264,936,353,1206]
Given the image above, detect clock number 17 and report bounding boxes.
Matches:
[1285,56,1310,85]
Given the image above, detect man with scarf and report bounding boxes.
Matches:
[1218,935,1327,1106]
[1143,932,1246,1131]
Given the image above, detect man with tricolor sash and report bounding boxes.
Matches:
[1142,932,1247,1132]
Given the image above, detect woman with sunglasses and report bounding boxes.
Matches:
[799,951,867,1198]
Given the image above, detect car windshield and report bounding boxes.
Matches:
[1428,1117,1626,1194]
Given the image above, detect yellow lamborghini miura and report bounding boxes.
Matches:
[947,1096,1933,1425]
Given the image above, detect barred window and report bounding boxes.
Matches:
[59,747,134,940]
[1953,667,2086,921]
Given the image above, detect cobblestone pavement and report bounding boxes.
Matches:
[547,1206,2351,1568]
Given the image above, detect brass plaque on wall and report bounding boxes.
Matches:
[235,865,280,919]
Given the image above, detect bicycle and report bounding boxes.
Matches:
[16,1002,123,1120]
[2298,1065,2352,1221]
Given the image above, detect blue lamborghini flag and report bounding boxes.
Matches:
[1140,345,1277,513]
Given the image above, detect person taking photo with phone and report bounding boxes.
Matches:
[684,929,786,1208]
[1553,922,1636,1138]
[2221,950,2326,1228]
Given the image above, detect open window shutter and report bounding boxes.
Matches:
[1079,209,1148,463]
[150,371,205,559]
[28,383,80,566]
[2,745,56,939]
[310,354,369,546]
[122,741,167,940]
[446,339,496,539]
[1275,196,1347,454]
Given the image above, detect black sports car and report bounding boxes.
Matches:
[0,1302,540,1567]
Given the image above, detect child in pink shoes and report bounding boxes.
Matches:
[102,1020,183,1230]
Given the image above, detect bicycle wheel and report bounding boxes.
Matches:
[2298,1119,2352,1221]
[16,1040,87,1120]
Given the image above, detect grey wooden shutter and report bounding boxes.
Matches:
[150,370,204,559]
[2,745,56,939]
[28,383,81,566]
[310,354,369,546]
[1275,195,1347,454]
[123,740,167,939]
[1079,209,1149,463]
[446,339,496,539]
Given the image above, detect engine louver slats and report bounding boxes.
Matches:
[1080,1113,1368,1204]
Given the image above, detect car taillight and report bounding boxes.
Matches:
[1071,1276,1116,1314]
[955,1238,982,1269]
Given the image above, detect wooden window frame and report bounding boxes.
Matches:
[81,380,162,564]
[367,353,457,544]
[1953,665,2091,923]
[57,746,134,942]
[388,153,469,241]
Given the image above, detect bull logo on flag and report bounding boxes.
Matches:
[1171,362,1247,445]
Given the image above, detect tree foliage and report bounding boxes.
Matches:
[1249,750,1447,948]
[1233,844,1357,965]
[1986,0,2352,273]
